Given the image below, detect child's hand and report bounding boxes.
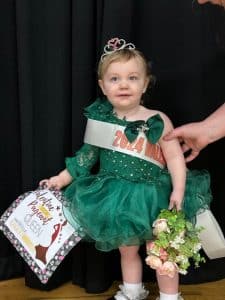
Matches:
[168,190,183,211]
[39,176,64,190]
[39,169,72,190]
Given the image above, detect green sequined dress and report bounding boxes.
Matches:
[63,98,212,252]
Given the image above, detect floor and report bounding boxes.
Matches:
[0,277,225,300]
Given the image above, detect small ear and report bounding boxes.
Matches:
[98,79,105,95]
[143,77,150,93]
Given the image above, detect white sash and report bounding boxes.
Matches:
[196,210,225,259]
[84,118,166,168]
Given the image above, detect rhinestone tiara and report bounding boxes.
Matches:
[101,37,136,61]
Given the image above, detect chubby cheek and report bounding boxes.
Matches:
[99,81,111,95]
[103,83,114,92]
[102,85,115,97]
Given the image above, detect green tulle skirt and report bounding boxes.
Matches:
[63,169,212,252]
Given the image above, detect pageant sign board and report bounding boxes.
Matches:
[0,187,81,283]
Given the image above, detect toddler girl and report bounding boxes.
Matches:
[40,38,211,300]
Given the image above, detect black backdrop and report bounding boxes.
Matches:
[1,0,225,293]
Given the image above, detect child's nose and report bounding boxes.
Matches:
[119,79,129,88]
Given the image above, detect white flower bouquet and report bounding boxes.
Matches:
[145,209,205,277]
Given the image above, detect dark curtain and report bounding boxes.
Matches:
[1,0,225,293]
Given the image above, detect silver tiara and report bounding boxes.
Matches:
[101,37,136,61]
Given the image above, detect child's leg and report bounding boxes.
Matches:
[108,246,148,300]
[119,245,142,283]
[156,270,179,294]
[156,271,182,300]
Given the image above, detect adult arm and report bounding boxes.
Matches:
[164,103,225,162]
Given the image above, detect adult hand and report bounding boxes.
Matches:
[164,122,209,162]
[197,0,225,7]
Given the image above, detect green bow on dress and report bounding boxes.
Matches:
[124,114,164,144]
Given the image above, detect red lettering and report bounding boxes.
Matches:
[120,134,129,149]
[133,137,144,153]
[145,142,166,166]
[113,130,123,147]
[112,131,166,166]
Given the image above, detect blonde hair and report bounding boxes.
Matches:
[97,49,151,81]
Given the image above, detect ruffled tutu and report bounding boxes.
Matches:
[62,169,212,252]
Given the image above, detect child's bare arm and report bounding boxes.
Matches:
[159,113,186,210]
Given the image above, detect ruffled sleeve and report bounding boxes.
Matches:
[65,98,112,179]
[84,97,113,121]
[65,144,99,179]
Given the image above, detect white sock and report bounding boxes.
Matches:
[114,282,143,300]
[159,291,179,300]
[123,281,143,294]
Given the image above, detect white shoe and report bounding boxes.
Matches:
[113,284,149,300]
[156,295,184,300]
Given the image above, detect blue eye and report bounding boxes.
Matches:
[129,76,138,81]
[110,76,118,82]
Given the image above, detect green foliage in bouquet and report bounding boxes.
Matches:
[146,209,205,276]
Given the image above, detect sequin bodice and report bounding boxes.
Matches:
[99,148,164,183]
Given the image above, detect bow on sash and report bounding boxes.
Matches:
[124,114,164,144]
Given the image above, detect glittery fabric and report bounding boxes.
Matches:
[62,98,212,252]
